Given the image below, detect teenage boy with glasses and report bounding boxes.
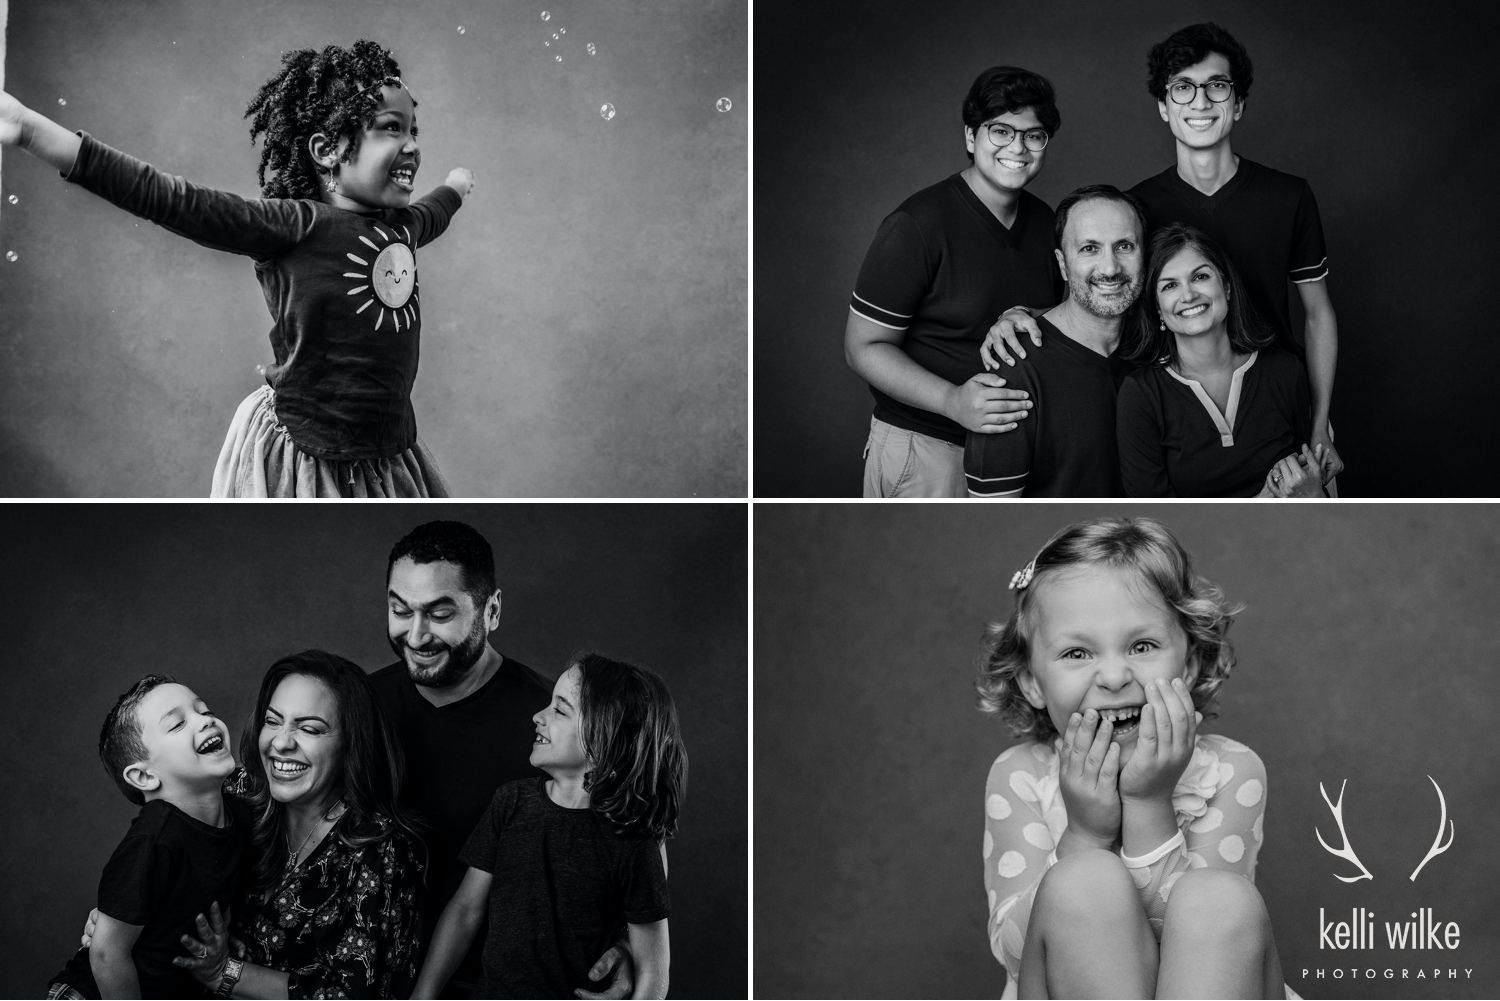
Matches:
[844,66,1063,497]
[982,23,1343,481]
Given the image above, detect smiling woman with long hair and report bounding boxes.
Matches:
[178,651,426,999]
[1116,223,1333,498]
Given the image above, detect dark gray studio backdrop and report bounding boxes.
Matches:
[0,504,747,997]
[755,504,1500,999]
[0,0,746,497]
[754,0,1500,497]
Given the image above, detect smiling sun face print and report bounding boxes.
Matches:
[344,223,419,332]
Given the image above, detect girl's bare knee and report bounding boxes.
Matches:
[1035,849,1137,919]
[1165,868,1269,942]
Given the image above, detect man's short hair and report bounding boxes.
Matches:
[1146,22,1254,104]
[387,520,497,608]
[961,66,1061,162]
[1052,184,1148,253]
[99,674,176,806]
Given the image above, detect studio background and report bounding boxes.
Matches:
[753,0,1500,497]
[0,0,746,497]
[755,503,1498,999]
[0,503,748,997]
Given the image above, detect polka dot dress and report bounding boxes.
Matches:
[983,733,1267,986]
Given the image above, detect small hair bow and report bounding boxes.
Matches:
[1009,558,1037,591]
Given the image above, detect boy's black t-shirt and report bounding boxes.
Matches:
[55,795,252,996]
[460,778,669,999]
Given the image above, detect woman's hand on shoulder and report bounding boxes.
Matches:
[445,167,475,200]
[1266,444,1327,498]
[980,307,1043,370]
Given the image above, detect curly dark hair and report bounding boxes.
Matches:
[1146,23,1254,105]
[1125,223,1273,367]
[245,40,406,199]
[976,517,1239,743]
[387,520,496,610]
[574,653,687,842]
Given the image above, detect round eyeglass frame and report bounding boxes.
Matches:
[979,122,1050,152]
[1167,79,1235,105]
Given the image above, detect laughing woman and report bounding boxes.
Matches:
[177,651,424,999]
[1116,224,1334,498]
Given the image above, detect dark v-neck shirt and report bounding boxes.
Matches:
[850,174,1062,444]
[368,654,551,979]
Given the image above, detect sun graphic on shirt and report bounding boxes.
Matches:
[343,223,419,332]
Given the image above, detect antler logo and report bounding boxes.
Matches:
[1316,775,1453,883]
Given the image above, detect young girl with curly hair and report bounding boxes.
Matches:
[412,653,686,999]
[978,516,1292,999]
[0,40,473,496]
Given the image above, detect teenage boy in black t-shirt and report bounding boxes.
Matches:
[845,65,1062,497]
[49,676,250,999]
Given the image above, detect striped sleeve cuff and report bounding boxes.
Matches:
[1289,257,1329,284]
[966,471,1027,498]
[849,292,912,330]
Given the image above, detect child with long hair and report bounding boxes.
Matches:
[978,517,1291,999]
[0,40,473,496]
[412,653,686,999]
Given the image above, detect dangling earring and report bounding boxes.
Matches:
[324,172,338,193]
[1158,319,1165,331]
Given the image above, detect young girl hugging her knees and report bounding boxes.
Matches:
[412,654,686,1000]
[0,40,474,497]
[978,517,1292,1000]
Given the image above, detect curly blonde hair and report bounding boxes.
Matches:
[976,517,1239,741]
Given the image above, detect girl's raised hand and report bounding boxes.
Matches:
[445,167,475,199]
[1119,678,1199,802]
[1058,708,1122,845]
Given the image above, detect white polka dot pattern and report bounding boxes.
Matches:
[1189,807,1223,833]
[997,850,1027,878]
[1022,823,1053,850]
[987,793,1012,820]
[984,829,994,859]
[1236,778,1264,807]
[1219,835,1245,863]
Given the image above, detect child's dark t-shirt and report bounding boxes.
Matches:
[460,777,669,999]
[55,795,252,996]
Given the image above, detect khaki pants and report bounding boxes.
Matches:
[861,416,966,497]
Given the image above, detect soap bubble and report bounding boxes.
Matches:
[545,40,551,46]
[716,97,733,113]
[587,42,596,55]
[58,98,67,106]
[457,25,466,34]
[560,28,566,34]
[7,195,16,205]
[600,103,616,121]
[555,54,563,63]
[540,10,550,20]
[552,32,559,40]
[5,251,17,262]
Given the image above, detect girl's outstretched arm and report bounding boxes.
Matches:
[626,919,669,1000]
[0,90,82,172]
[410,865,492,999]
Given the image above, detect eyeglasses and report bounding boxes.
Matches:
[979,122,1050,152]
[1167,79,1234,105]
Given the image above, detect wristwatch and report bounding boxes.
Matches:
[215,958,244,997]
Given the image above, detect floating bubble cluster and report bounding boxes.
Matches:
[587,42,597,55]
[717,97,733,113]
[5,251,17,262]
[600,103,616,121]
[540,10,550,21]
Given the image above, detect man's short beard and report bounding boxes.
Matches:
[1070,273,1142,319]
[391,617,490,688]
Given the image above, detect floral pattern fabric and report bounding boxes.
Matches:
[982,732,1267,984]
[233,815,424,999]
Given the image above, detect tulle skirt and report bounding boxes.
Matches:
[210,386,450,498]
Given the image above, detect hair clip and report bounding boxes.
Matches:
[1009,557,1037,591]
